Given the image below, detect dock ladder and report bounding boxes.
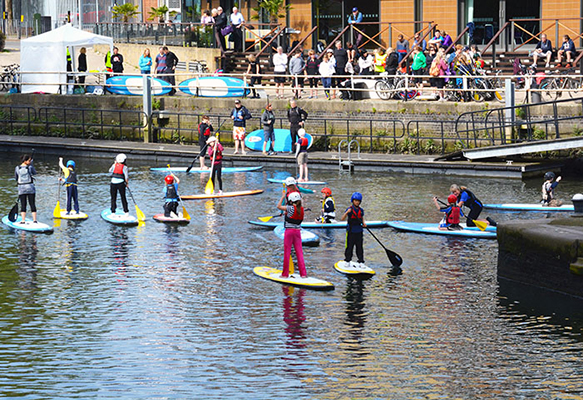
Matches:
[338,139,360,172]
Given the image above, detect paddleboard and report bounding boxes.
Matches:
[182,189,264,200]
[153,213,190,224]
[267,178,326,186]
[253,266,334,291]
[178,76,248,97]
[484,203,574,212]
[2,216,53,233]
[387,221,497,239]
[100,209,139,226]
[106,76,172,96]
[249,220,389,229]
[273,225,320,247]
[245,129,313,153]
[334,260,376,277]
[54,210,89,220]
[150,166,263,173]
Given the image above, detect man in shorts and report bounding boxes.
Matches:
[295,128,310,182]
[231,99,252,154]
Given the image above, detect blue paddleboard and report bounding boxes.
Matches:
[178,76,248,97]
[273,224,320,247]
[101,209,139,226]
[2,216,53,233]
[245,129,313,153]
[267,178,326,185]
[106,76,171,96]
[483,203,574,212]
[250,220,389,229]
[387,221,497,239]
[150,166,263,173]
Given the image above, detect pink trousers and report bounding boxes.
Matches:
[282,228,306,278]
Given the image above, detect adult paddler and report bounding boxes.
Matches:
[450,184,496,227]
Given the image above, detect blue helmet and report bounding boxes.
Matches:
[66,160,75,169]
[351,192,363,202]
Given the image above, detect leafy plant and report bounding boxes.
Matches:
[533,127,546,140]
[148,5,177,23]
[112,3,141,23]
[573,125,583,136]
[251,0,292,23]
[422,139,437,154]
[152,98,161,110]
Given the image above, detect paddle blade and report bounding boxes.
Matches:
[182,206,191,220]
[473,219,488,231]
[289,255,294,275]
[205,178,214,195]
[387,249,404,267]
[135,205,146,222]
[53,201,61,218]
[8,202,18,222]
[258,215,273,222]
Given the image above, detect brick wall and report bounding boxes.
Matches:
[423,0,457,38]
[541,0,581,47]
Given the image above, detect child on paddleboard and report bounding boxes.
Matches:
[295,128,309,182]
[59,157,80,215]
[198,115,213,170]
[542,171,562,206]
[163,174,181,217]
[207,136,223,194]
[341,192,366,266]
[433,194,462,230]
[15,154,37,223]
[109,153,129,215]
[284,176,301,203]
[276,191,307,278]
[316,187,336,223]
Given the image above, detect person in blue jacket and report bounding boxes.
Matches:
[450,184,496,227]
[347,7,363,47]
[341,192,367,266]
[163,173,181,217]
[59,157,80,215]
[139,48,152,74]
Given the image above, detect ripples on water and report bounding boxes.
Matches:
[0,154,582,398]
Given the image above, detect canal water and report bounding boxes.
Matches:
[1,152,582,399]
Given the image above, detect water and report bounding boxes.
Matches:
[1,153,582,399]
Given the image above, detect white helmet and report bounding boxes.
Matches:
[284,177,296,186]
[116,153,127,163]
[298,128,306,137]
[288,192,302,203]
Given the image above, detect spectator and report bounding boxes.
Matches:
[428,30,444,48]
[214,6,227,52]
[244,54,261,98]
[163,46,179,95]
[287,99,308,150]
[347,7,363,48]
[358,49,373,75]
[385,47,399,75]
[425,45,437,68]
[305,50,320,98]
[77,47,87,88]
[319,52,335,99]
[111,47,124,74]
[201,9,214,24]
[442,31,453,52]
[396,34,409,64]
[373,48,386,74]
[289,51,306,99]
[333,40,348,99]
[231,99,252,154]
[273,46,288,99]
[532,33,553,68]
[429,47,448,100]
[230,7,245,52]
[139,48,152,74]
[557,35,576,68]
[411,46,426,88]
[413,32,427,52]
[261,103,276,155]
[155,47,166,76]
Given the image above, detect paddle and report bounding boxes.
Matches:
[436,198,487,231]
[258,214,283,222]
[126,185,146,222]
[167,164,191,220]
[205,133,219,195]
[185,143,209,173]
[363,224,404,268]
[53,161,62,218]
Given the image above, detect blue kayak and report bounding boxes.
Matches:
[267,178,326,185]
[273,224,320,246]
[483,203,574,212]
[150,166,263,173]
[2,216,53,233]
[387,221,497,239]
[250,220,389,229]
[101,209,139,226]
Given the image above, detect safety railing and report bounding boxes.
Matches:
[0,105,37,135]
[510,17,583,53]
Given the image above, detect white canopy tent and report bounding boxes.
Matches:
[20,24,113,94]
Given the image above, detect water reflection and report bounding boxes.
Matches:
[109,226,131,283]
[342,279,369,352]
[282,286,307,349]
[16,232,38,291]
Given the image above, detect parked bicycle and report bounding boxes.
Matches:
[0,64,20,92]
[375,70,418,101]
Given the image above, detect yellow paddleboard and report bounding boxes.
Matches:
[334,261,376,277]
[54,210,89,220]
[253,267,334,291]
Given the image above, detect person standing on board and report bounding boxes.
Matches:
[109,153,129,216]
[542,171,562,206]
[15,154,37,223]
[207,136,224,194]
[341,192,366,267]
[276,191,307,279]
[59,157,80,215]
[295,128,309,182]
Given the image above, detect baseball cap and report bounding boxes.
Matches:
[235,99,241,104]
[352,7,358,12]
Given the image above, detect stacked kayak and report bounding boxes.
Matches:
[387,221,496,239]
[2,216,53,233]
[273,224,320,246]
[484,203,574,212]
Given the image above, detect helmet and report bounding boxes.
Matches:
[289,192,302,203]
[66,160,75,169]
[164,175,174,184]
[351,192,363,202]
[321,187,332,197]
[298,128,306,137]
[447,194,458,204]
[116,153,127,163]
[544,171,556,181]
[284,177,297,186]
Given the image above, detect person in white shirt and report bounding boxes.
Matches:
[230,7,245,52]
[272,46,288,99]
[358,49,373,75]
[318,52,335,99]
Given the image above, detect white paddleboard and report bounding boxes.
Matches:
[2,216,53,233]
[253,266,334,291]
[101,209,139,226]
[334,261,376,277]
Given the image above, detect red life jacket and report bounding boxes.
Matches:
[347,205,363,226]
[447,206,460,224]
[285,205,304,226]
[112,162,125,179]
[298,137,309,153]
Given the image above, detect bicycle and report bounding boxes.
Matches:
[0,64,20,92]
[539,70,580,101]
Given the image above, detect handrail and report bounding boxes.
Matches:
[400,23,436,66]
[288,26,318,55]
[244,24,279,53]
[446,26,469,53]
[255,26,286,57]
[318,25,351,59]
[482,21,510,54]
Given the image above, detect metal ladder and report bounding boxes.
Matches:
[338,139,360,172]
